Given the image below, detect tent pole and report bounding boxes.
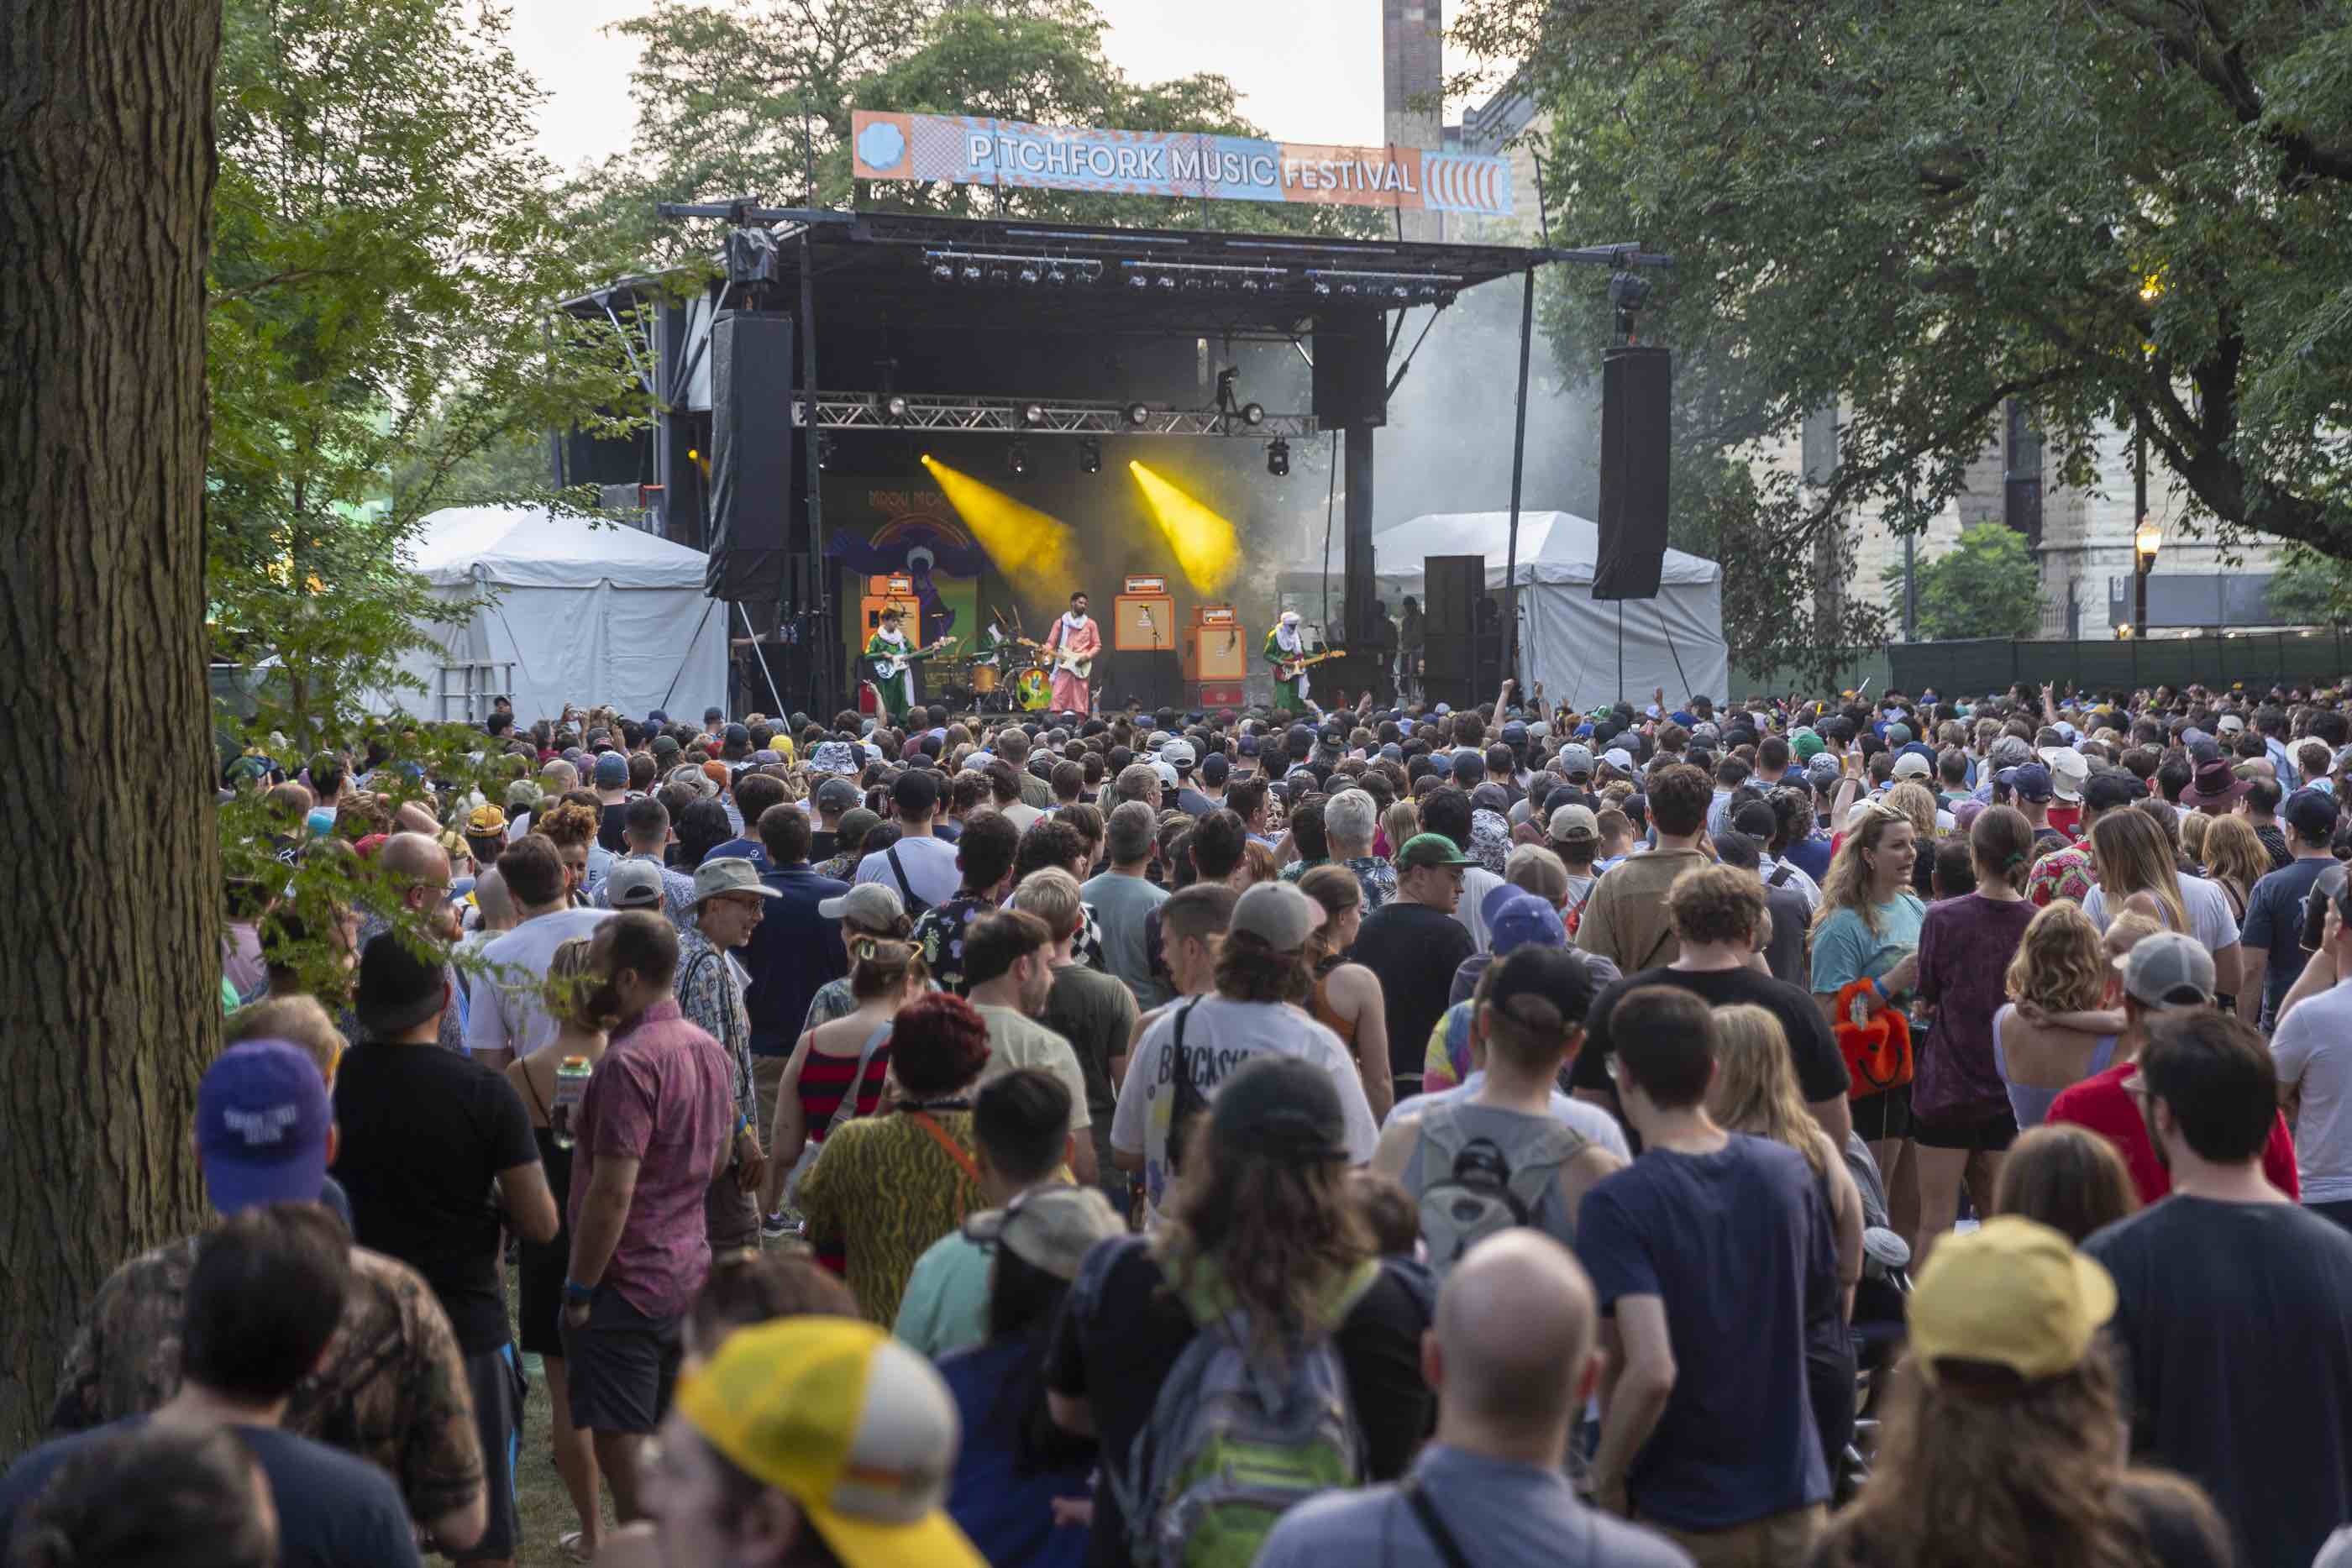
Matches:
[1501,266,1536,685]
[738,601,787,720]
[660,595,723,715]
[1618,599,1625,706]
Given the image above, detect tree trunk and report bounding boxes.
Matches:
[0,0,224,1448]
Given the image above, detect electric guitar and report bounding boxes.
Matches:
[1045,643,1095,681]
[868,636,958,682]
[1275,647,1345,682]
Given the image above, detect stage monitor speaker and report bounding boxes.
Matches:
[706,312,795,605]
[1420,554,1485,705]
[1312,311,1388,427]
[1594,345,1671,601]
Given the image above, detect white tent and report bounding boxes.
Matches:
[1362,510,1729,711]
[378,506,731,724]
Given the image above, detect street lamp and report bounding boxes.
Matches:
[2134,514,2161,638]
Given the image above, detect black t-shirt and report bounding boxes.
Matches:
[809,828,840,864]
[0,1419,420,1568]
[1044,1237,1431,1568]
[331,1041,540,1353]
[2086,1197,2352,1568]
[598,801,630,853]
[1578,965,1851,1104]
[1349,901,1476,1081]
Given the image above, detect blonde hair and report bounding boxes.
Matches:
[1814,800,1918,938]
[1012,867,1084,942]
[2103,908,2164,961]
[1706,1004,1832,1176]
[223,994,344,1087]
[2177,812,2210,868]
[541,935,609,1032]
[2201,815,2270,904]
[2004,902,2108,1014]
[1381,799,1420,856]
[2089,811,2187,935]
[1886,780,1940,844]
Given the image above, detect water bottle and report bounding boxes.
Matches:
[552,1056,591,1150]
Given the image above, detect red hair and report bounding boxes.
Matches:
[887,993,993,1098]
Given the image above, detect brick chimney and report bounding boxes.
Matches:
[1383,0,1443,239]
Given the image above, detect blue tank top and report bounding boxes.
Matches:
[1995,1010,2118,1129]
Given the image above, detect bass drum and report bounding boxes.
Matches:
[1016,667,1052,711]
[971,663,1000,695]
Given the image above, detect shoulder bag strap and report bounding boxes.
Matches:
[885,843,925,912]
[906,1109,981,1184]
[1399,1478,1477,1568]
[822,1021,894,1141]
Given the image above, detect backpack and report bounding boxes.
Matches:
[1112,1260,1381,1568]
[1410,1101,1590,1279]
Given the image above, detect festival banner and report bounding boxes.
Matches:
[850,108,1513,218]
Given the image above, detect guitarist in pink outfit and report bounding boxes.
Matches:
[1042,590,1100,715]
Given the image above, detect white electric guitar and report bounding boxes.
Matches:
[869,636,958,681]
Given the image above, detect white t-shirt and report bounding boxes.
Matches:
[853,833,962,910]
[973,1005,1093,1135]
[1388,1072,1633,1160]
[1110,995,1378,1226]
[462,907,613,1058]
[1457,867,1506,952]
[998,801,1047,835]
[2272,979,2352,1204]
[2082,873,2242,957]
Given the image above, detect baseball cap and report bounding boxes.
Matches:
[603,859,665,911]
[1484,942,1596,1028]
[465,803,507,836]
[723,721,750,747]
[2116,930,2218,1008]
[1207,1054,1352,1165]
[1998,763,2055,802]
[1161,738,1196,769]
[1557,744,1595,779]
[2217,713,2246,733]
[818,881,905,928]
[505,779,543,811]
[1487,891,1568,956]
[675,1318,984,1568]
[1603,747,1635,773]
[1200,752,1231,785]
[1236,734,1262,758]
[2039,747,2089,802]
[1229,881,1320,952]
[960,1185,1126,1282]
[1792,731,1825,762]
[353,932,449,1038]
[1892,751,1932,780]
[196,1041,333,1216]
[1906,1216,2116,1386]
[651,734,682,761]
[2286,787,2339,842]
[594,753,629,788]
[1396,832,1477,871]
[816,777,862,812]
[1549,804,1600,842]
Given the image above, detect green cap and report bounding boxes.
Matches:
[1395,832,1477,870]
[1793,731,1825,761]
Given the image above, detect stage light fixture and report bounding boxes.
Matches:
[1126,274,1150,291]
[1242,402,1265,427]
[930,260,954,281]
[1390,284,1410,300]
[1339,281,1360,296]
[1006,439,1030,477]
[1312,281,1333,296]
[1021,402,1047,427]
[1079,438,1101,474]
[1125,402,1150,426]
[1156,274,1177,290]
[816,433,837,469]
[879,393,910,422]
[1267,438,1290,477]
[962,262,983,283]
[1046,265,1069,286]
[1017,263,1041,286]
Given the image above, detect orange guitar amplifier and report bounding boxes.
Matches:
[1113,591,1177,652]
[1183,606,1248,683]
[859,575,923,646]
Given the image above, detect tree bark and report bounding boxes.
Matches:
[0,0,224,1448]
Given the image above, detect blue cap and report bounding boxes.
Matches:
[647,710,669,724]
[1488,891,1568,956]
[594,752,629,787]
[197,1041,333,1217]
[1998,762,2055,803]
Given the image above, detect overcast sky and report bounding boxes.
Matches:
[507,0,1486,175]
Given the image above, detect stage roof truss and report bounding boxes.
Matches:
[796,392,1316,438]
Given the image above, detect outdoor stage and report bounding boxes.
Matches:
[562,196,1667,717]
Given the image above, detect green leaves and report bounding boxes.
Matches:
[1882,523,2044,642]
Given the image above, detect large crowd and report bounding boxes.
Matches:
[11,675,2352,1568]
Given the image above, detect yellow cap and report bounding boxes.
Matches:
[674,1318,984,1568]
[1906,1216,2117,1384]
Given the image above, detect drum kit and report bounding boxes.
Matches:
[941,635,1057,712]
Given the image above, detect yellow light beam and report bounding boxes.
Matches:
[920,454,1078,603]
[1128,460,1240,595]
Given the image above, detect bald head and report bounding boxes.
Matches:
[471,867,517,932]
[1431,1231,1598,1445]
[378,831,451,884]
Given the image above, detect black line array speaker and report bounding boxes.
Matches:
[706,312,795,605]
[1593,344,1672,601]
[1422,554,1496,707]
[1311,310,1389,427]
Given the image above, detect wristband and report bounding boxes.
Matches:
[563,1280,596,1304]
